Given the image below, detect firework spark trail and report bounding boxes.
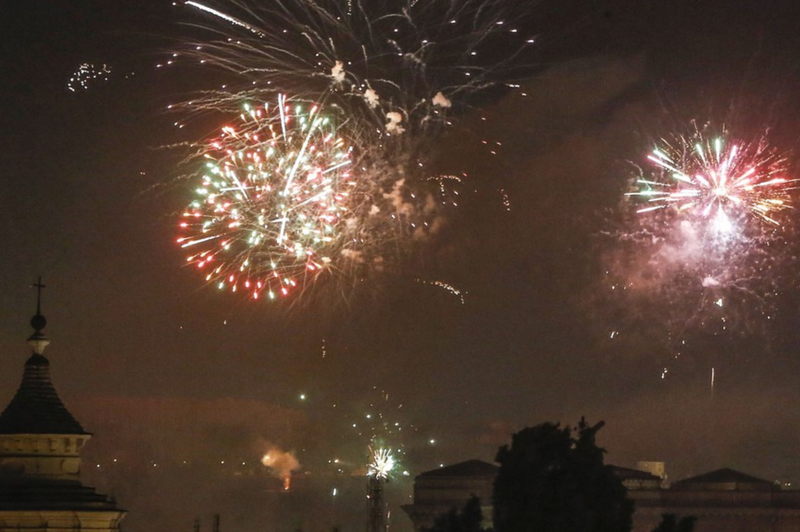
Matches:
[68,63,112,92]
[299,383,422,482]
[184,1,265,36]
[172,0,538,149]
[417,278,466,304]
[426,174,464,207]
[350,388,408,443]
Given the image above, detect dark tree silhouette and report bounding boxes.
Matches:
[460,495,485,532]
[493,418,633,532]
[651,514,696,532]
[424,496,487,532]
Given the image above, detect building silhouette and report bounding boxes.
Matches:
[632,467,800,532]
[403,460,800,532]
[402,460,497,531]
[0,291,125,532]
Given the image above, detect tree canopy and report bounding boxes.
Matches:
[423,495,486,532]
[493,418,633,532]
[651,514,696,532]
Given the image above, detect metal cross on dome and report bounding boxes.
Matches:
[33,276,45,315]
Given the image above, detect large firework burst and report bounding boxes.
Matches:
[177,95,358,299]
[168,0,537,302]
[592,128,800,368]
[622,131,797,285]
[177,95,449,300]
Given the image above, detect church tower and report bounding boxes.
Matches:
[0,280,125,531]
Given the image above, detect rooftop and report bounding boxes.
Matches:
[672,468,774,490]
[418,460,499,478]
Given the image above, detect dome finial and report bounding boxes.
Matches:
[28,277,49,355]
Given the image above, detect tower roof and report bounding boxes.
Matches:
[0,354,87,435]
[0,280,87,435]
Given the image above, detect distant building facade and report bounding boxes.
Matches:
[0,300,125,532]
[401,460,497,531]
[630,468,800,532]
[403,461,800,532]
[636,461,667,482]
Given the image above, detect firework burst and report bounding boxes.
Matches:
[619,132,795,318]
[168,0,537,302]
[621,130,797,292]
[176,95,452,300]
[177,95,356,299]
[367,446,395,480]
[628,135,794,231]
[590,127,800,372]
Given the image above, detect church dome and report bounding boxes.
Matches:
[0,353,88,435]
[0,279,88,436]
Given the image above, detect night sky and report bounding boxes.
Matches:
[4,1,800,532]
